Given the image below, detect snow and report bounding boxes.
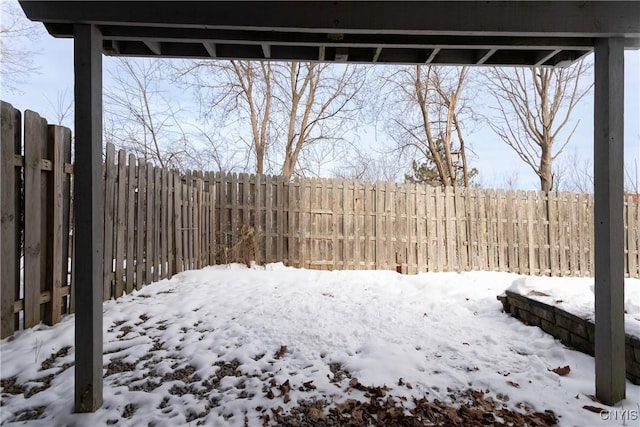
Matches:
[1,264,639,426]
[508,275,640,337]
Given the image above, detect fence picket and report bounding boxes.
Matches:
[161,168,168,279]
[135,159,146,289]
[114,149,126,298]
[44,126,67,325]
[126,154,136,292]
[23,112,47,327]
[1,103,21,338]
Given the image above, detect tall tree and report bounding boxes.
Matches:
[104,58,197,170]
[405,138,478,186]
[485,59,592,192]
[382,65,475,187]
[178,60,366,178]
[0,0,40,92]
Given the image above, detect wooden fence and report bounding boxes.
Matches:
[214,175,639,278]
[1,101,639,337]
[0,102,216,338]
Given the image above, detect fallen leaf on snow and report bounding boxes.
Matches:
[549,365,571,376]
[306,407,326,421]
[582,405,606,414]
[275,345,288,359]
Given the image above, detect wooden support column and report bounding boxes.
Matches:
[593,37,625,406]
[74,24,104,412]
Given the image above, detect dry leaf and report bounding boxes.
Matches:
[447,407,460,423]
[279,379,291,394]
[275,345,288,359]
[583,405,606,414]
[306,407,326,421]
[549,365,570,376]
[507,381,520,388]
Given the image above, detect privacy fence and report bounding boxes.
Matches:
[1,102,639,337]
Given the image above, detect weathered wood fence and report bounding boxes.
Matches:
[215,175,638,278]
[1,102,639,337]
[0,103,216,338]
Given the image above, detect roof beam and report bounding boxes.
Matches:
[143,40,161,55]
[335,47,349,61]
[261,44,271,59]
[203,42,217,58]
[425,48,440,64]
[97,26,597,51]
[534,49,562,66]
[20,2,640,38]
[372,46,383,63]
[476,48,497,65]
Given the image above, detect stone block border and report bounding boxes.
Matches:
[498,290,640,385]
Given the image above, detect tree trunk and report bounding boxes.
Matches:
[539,145,554,192]
[256,146,264,175]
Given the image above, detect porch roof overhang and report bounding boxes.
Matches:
[17,0,640,413]
[19,1,640,66]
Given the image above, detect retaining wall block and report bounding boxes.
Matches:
[521,310,541,327]
[530,303,556,323]
[554,311,588,340]
[627,361,640,378]
[570,333,594,356]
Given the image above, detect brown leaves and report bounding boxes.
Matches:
[279,379,291,403]
[306,407,326,421]
[348,377,367,391]
[507,381,520,388]
[549,365,571,376]
[275,345,288,359]
[299,380,316,391]
[267,387,559,426]
[583,405,607,414]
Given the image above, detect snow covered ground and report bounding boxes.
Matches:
[1,264,639,426]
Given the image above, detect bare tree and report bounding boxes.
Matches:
[178,60,366,178]
[553,148,594,193]
[625,159,639,195]
[381,65,475,187]
[45,89,73,126]
[0,0,41,93]
[105,58,196,170]
[332,144,408,183]
[485,59,592,192]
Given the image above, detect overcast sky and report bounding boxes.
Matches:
[2,1,639,190]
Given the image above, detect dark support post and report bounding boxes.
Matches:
[594,37,625,406]
[74,24,104,412]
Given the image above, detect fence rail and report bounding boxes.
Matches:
[1,102,639,337]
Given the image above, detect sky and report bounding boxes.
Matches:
[1,264,639,425]
[2,0,639,190]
